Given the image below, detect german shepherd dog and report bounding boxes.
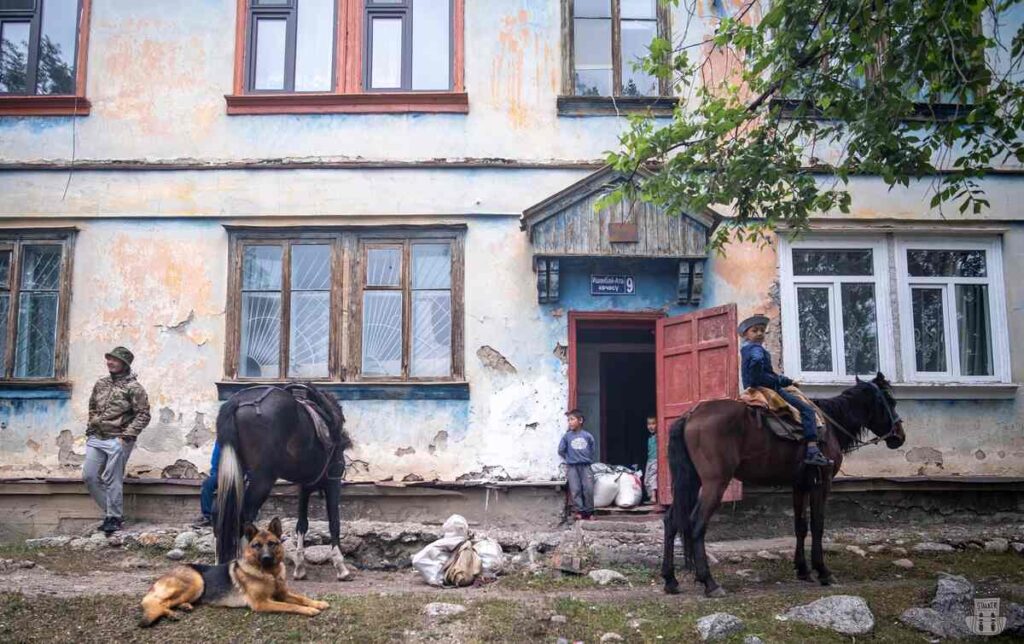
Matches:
[139,517,328,627]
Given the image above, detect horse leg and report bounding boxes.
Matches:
[691,478,728,597]
[324,478,352,581]
[292,487,311,580]
[810,482,833,585]
[660,505,681,594]
[241,472,275,545]
[793,488,811,581]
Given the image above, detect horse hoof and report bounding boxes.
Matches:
[705,586,727,598]
[797,572,813,582]
[337,570,354,582]
[663,581,680,595]
[819,575,834,586]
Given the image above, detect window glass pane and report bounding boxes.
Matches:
[573,18,611,95]
[291,244,330,290]
[289,292,329,377]
[411,291,451,377]
[294,0,333,91]
[14,291,57,377]
[797,286,833,372]
[841,283,878,375]
[912,287,946,372]
[620,0,656,19]
[240,293,281,377]
[412,243,450,290]
[0,250,10,286]
[366,247,401,286]
[369,17,403,89]
[620,19,657,96]
[20,245,61,290]
[412,0,449,90]
[907,249,986,277]
[792,249,873,276]
[955,284,992,376]
[242,245,282,290]
[574,0,610,18]
[253,17,287,90]
[254,0,290,4]
[362,291,402,376]
[0,21,31,93]
[36,0,78,95]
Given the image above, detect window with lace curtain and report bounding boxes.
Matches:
[0,230,74,382]
[225,228,463,383]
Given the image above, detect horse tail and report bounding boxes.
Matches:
[668,415,700,568]
[215,398,245,564]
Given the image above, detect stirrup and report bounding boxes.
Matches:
[804,451,833,466]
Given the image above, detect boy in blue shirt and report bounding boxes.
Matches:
[558,409,596,520]
[191,441,220,528]
[738,314,832,467]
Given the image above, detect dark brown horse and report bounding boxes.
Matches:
[662,373,905,596]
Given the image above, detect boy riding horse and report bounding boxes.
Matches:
[738,314,832,467]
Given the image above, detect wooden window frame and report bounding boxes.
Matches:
[351,231,464,382]
[226,0,466,115]
[558,0,673,116]
[0,229,75,385]
[224,227,464,384]
[0,0,91,116]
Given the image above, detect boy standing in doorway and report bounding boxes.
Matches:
[643,415,658,503]
[558,409,595,520]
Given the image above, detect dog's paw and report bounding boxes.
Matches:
[178,603,194,612]
[312,600,330,610]
[302,607,321,617]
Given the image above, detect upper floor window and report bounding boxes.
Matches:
[0,230,75,382]
[365,0,452,92]
[566,0,666,98]
[229,0,466,114]
[0,0,89,115]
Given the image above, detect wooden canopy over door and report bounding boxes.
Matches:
[655,304,742,505]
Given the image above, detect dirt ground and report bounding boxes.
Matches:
[1,523,1023,643]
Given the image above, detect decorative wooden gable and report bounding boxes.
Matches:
[522,166,719,305]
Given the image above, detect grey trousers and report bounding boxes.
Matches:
[644,459,658,501]
[566,463,595,515]
[82,436,134,519]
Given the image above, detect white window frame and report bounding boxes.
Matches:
[895,236,1010,383]
[779,236,896,383]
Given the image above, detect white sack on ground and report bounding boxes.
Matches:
[412,535,467,587]
[615,471,643,508]
[594,473,619,508]
[473,538,504,576]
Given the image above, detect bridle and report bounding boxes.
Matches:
[810,381,902,452]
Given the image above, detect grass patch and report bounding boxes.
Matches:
[0,541,214,575]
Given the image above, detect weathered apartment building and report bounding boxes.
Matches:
[0,0,1021,517]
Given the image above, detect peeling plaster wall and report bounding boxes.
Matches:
[0,1,1021,482]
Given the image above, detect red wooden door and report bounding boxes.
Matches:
[655,304,741,505]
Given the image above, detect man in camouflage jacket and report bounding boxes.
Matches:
[82,346,151,534]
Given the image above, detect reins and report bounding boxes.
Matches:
[806,381,900,453]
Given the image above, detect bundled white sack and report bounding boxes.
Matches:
[593,472,619,508]
[411,514,471,586]
[614,471,644,508]
[473,538,504,576]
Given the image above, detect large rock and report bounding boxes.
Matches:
[912,542,955,554]
[422,603,466,619]
[984,538,1009,553]
[165,549,186,561]
[780,595,875,635]
[696,613,745,642]
[25,536,71,548]
[899,607,953,638]
[899,574,976,639]
[932,573,974,615]
[588,569,628,585]
[194,534,215,554]
[174,531,198,550]
[303,545,334,565]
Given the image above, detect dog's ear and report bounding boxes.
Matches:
[268,517,283,538]
[243,522,258,541]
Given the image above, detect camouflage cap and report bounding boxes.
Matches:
[104,346,135,366]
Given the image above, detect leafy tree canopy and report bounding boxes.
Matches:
[605,0,1024,250]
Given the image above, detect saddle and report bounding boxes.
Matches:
[739,386,827,442]
[237,384,335,450]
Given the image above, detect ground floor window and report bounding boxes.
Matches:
[225,227,464,382]
[780,234,1009,384]
[0,230,75,381]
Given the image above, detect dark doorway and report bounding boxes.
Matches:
[600,351,656,468]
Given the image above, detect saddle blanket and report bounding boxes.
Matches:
[739,386,826,442]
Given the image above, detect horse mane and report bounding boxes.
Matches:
[289,383,352,453]
[812,384,875,453]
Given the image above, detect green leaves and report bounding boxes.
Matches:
[610,0,1023,253]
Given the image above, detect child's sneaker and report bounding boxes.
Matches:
[804,445,833,466]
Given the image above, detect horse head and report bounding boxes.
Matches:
[855,372,905,449]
